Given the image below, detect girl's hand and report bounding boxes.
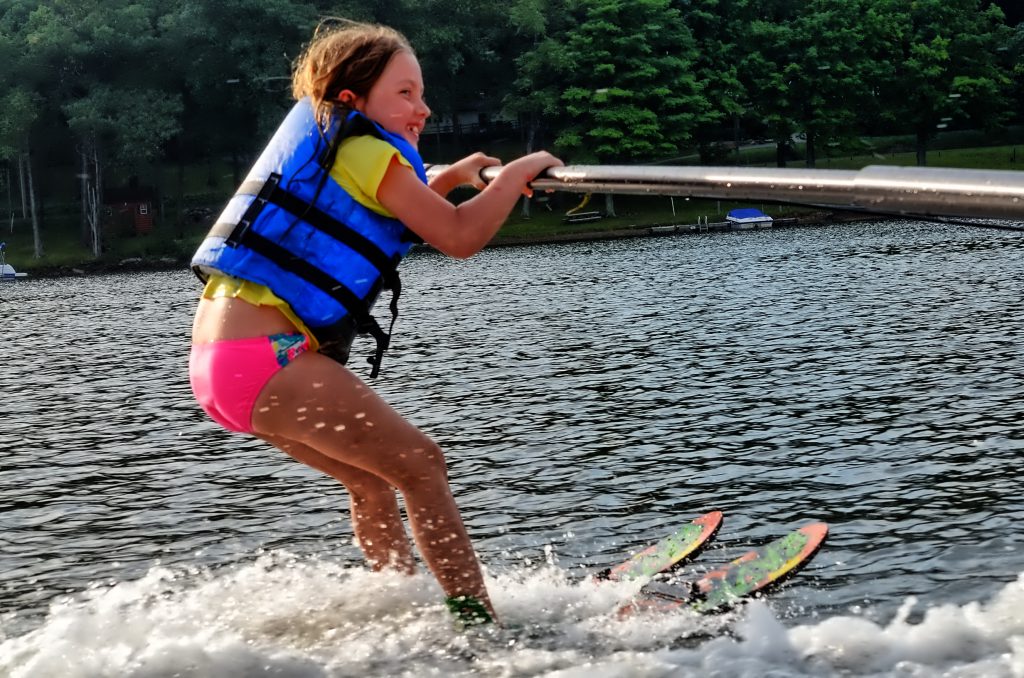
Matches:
[379,150,564,259]
[502,151,563,197]
[431,152,501,195]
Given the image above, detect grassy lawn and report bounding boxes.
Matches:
[814,145,1023,171]
[4,138,1021,274]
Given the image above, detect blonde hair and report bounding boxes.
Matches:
[292,19,413,127]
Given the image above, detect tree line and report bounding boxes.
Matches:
[1,0,1021,257]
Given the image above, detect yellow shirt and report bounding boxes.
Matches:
[328,135,413,217]
[203,134,411,349]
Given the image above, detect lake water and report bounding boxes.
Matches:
[1,220,1022,677]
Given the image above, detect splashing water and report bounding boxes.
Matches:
[2,553,1022,677]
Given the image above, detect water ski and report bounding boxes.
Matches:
[620,522,828,615]
[599,510,723,582]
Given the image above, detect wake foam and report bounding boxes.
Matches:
[1,553,1021,677]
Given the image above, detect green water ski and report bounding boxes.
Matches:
[620,522,828,615]
[600,510,723,582]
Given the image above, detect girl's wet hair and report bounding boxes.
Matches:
[292,19,413,127]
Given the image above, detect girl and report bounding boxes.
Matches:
[189,20,562,624]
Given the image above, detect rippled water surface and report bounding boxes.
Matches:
[2,220,1023,677]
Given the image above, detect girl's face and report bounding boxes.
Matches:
[355,50,430,149]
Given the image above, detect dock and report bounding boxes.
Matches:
[489,215,809,248]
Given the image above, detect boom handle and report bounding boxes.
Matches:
[427,163,1024,220]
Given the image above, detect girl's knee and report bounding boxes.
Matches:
[414,442,450,478]
[347,475,397,506]
[392,442,450,492]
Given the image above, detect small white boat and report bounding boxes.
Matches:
[726,208,773,230]
[2,264,27,279]
[1,243,28,279]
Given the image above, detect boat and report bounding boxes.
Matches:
[725,208,774,230]
[0,242,28,279]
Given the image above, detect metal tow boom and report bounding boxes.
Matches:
[427,164,1024,221]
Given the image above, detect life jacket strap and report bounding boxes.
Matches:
[212,175,402,291]
[235,226,396,377]
[213,173,403,378]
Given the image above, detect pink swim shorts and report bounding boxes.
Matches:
[189,333,309,434]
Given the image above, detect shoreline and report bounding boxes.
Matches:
[8,210,893,279]
[485,210,843,247]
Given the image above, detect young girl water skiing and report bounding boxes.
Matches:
[189,20,562,624]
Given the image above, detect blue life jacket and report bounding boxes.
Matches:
[191,99,428,377]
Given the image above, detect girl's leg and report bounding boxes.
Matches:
[259,433,415,574]
[251,351,494,617]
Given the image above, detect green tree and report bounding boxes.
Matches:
[555,0,709,215]
[505,0,576,215]
[507,0,577,147]
[512,0,708,214]
[0,89,42,258]
[63,85,184,255]
[40,0,186,254]
[0,1,50,257]
[157,0,317,232]
[778,0,897,167]
[682,0,746,164]
[730,0,805,166]
[882,0,1012,165]
[1010,23,1024,125]
[556,0,707,165]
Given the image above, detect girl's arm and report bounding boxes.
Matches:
[377,151,562,259]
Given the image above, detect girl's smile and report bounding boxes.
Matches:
[354,50,430,148]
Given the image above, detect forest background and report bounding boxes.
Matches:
[1,0,1022,268]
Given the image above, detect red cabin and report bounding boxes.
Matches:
[103,182,156,235]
